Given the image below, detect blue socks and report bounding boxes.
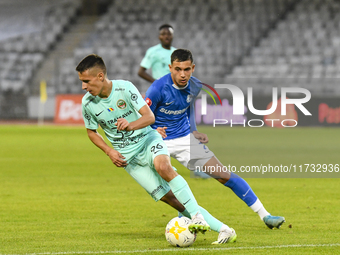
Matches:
[224,172,257,207]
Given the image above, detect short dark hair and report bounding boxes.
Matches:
[159,24,173,31]
[76,54,106,74]
[171,49,193,64]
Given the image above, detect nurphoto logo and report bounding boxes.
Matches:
[200,84,312,127]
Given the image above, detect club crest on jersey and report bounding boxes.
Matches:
[186,94,193,103]
[117,99,127,109]
[145,98,152,106]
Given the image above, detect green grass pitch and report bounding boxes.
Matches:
[0,125,339,254]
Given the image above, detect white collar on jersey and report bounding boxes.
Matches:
[172,82,189,90]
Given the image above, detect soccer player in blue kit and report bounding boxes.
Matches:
[77,54,237,244]
[139,24,209,179]
[145,49,285,230]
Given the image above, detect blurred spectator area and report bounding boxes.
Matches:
[2,0,340,102]
[227,0,340,95]
[0,0,81,94]
[58,0,295,94]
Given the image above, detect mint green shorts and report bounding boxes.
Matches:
[124,130,171,201]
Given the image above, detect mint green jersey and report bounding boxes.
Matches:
[140,44,176,79]
[82,80,152,161]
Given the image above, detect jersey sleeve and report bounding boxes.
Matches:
[188,77,201,132]
[126,82,147,112]
[82,103,98,130]
[140,48,153,69]
[144,81,162,112]
[187,103,197,132]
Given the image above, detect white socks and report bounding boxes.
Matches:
[250,199,270,220]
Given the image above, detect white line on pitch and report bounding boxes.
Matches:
[2,243,340,255]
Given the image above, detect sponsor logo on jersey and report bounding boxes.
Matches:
[160,106,189,115]
[107,110,134,125]
[145,98,152,106]
[114,133,147,148]
[117,99,126,109]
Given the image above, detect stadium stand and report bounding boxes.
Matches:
[0,0,80,91]
[228,0,340,95]
[0,0,81,118]
[2,0,340,119]
[57,0,296,94]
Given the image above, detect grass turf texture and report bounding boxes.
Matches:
[0,125,339,254]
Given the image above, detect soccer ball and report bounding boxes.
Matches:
[165,216,196,247]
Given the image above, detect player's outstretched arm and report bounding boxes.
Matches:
[116,105,155,131]
[137,66,155,83]
[86,129,127,167]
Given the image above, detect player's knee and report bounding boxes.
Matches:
[157,163,177,181]
[154,155,177,181]
[154,155,171,171]
[157,161,172,175]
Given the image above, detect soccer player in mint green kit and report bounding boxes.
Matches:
[76,54,237,244]
[138,24,176,83]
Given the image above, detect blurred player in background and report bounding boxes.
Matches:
[138,24,176,83]
[76,54,237,244]
[145,49,286,229]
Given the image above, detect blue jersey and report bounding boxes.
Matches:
[145,73,202,140]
